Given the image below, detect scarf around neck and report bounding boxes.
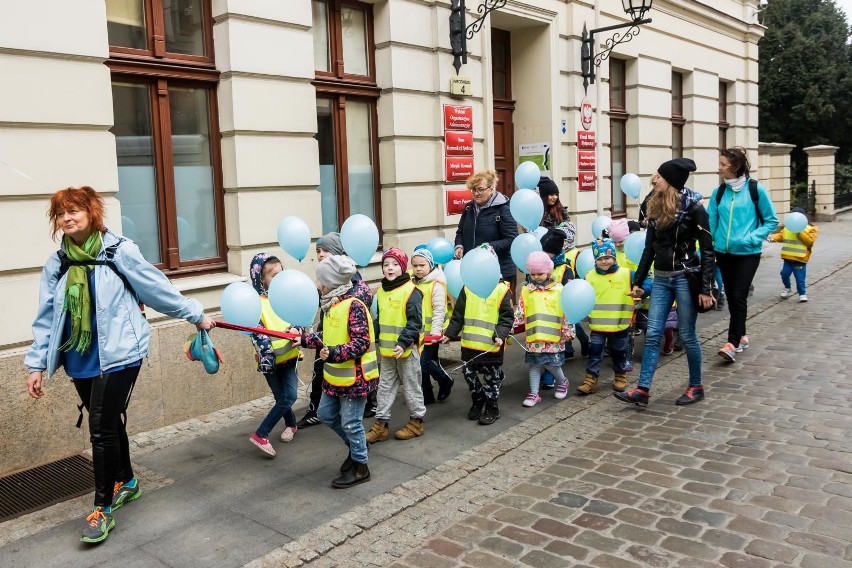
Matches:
[320,283,353,314]
[60,231,102,353]
[726,175,747,192]
[381,272,411,291]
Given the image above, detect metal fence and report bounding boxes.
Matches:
[836,173,852,210]
[791,180,816,216]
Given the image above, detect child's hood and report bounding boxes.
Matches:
[250,252,275,295]
[415,266,447,285]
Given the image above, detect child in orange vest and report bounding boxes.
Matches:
[768,208,818,302]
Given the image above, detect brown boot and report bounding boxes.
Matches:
[366,420,389,444]
[394,417,424,440]
[613,372,628,392]
[576,373,598,395]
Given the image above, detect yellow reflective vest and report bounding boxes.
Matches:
[780,227,808,261]
[323,297,379,386]
[377,281,418,358]
[586,267,634,332]
[521,284,563,344]
[461,282,510,351]
[616,248,637,272]
[551,264,568,285]
[259,297,300,365]
[565,249,580,276]
[414,279,452,343]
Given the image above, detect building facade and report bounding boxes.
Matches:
[0,0,763,473]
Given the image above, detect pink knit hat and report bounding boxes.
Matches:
[607,219,630,243]
[526,251,554,274]
[381,247,408,272]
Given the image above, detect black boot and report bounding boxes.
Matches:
[332,462,371,489]
[467,398,485,420]
[422,375,436,405]
[436,377,454,402]
[340,453,353,473]
[478,403,500,425]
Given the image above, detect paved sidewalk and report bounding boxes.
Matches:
[1,214,850,568]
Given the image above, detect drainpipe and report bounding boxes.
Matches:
[594,0,604,216]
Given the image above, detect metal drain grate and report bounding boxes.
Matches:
[0,454,94,523]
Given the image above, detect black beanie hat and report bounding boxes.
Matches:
[657,158,697,190]
[537,177,559,198]
[540,228,567,255]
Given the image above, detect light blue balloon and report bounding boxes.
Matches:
[460,248,500,298]
[591,215,612,239]
[575,248,595,279]
[341,214,379,266]
[511,233,543,274]
[444,259,463,298]
[428,237,455,265]
[510,188,545,230]
[785,212,807,233]
[276,216,311,262]
[515,161,541,190]
[533,226,548,240]
[624,231,647,266]
[221,282,262,328]
[560,279,597,324]
[267,269,319,327]
[620,173,642,200]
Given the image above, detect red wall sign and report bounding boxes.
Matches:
[578,150,596,171]
[446,189,472,215]
[579,172,596,191]
[444,105,473,131]
[445,131,474,156]
[446,157,474,181]
[577,131,596,150]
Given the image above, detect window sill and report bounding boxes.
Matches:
[171,272,246,293]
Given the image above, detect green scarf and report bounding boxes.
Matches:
[59,232,102,354]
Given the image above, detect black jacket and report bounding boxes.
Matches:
[634,197,715,295]
[444,287,514,366]
[454,192,518,279]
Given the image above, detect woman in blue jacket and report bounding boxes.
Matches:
[708,148,778,362]
[26,186,215,544]
[454,170,519,291]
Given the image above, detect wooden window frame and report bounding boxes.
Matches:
[313,0,382,237]
[491,28,513,102]
[718,81,729,150]
[609,59,628,217]
[671,72,685,159]
[107,0,225,276]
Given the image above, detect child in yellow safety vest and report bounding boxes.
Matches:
[247,253,303,458]
[366,248,426,444]
[514,251,574,407]
[578,238,638,395]
[442,245,514,425]
[768,207,818,302]
[411,249,455,404]
[302,254,378,489]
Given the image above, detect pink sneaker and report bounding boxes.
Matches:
[250,433,276,457]
[522,393,542,407]
[279,426,297,443]
[554,382,569,400]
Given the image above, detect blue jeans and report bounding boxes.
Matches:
[256,361,298,438]
[780,259,807,295]
[714,266,724,294]
[586,330,630,377]
[318,393,368,464]
[638,273,702,390]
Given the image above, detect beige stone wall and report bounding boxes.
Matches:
[805,145,839,222]
[758,142,795,219]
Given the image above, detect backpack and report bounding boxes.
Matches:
[715,178,763,227]
[56,238,138,300]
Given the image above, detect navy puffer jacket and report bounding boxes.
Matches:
[454,192,518,279]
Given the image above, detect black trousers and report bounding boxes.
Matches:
[715,252,761,346]
[73,366,139,507]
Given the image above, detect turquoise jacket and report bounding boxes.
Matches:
[707,179,778,255]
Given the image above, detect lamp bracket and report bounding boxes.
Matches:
[465,0,508,40]
[581,18,651,92]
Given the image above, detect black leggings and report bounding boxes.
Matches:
[715,252,761,346]
[74,367,139,507]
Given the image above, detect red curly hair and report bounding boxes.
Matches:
[48,186,106,240]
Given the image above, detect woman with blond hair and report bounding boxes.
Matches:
[615,159,715,407]
[25,186,215,543]
[453,170,519,290]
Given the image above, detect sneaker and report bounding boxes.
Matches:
[613,388,650,407]
[718,343,736,362]
[436,377,454,402]
[799,294,808,303]
[363,404,377,418]
[780,288,793,298]
[250,433,276,457]
[296,410,322,429]
[541,371,555,390]
[662,345,674,355]
[467,400,485,421]
[111,478,140,511]
[675,386,705,406]
[554,382,569,400]
[478,404,500,425]
[735,335,749,353]
[522,393,542,407]
[81,507,115,544]
[280,425,297,443]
